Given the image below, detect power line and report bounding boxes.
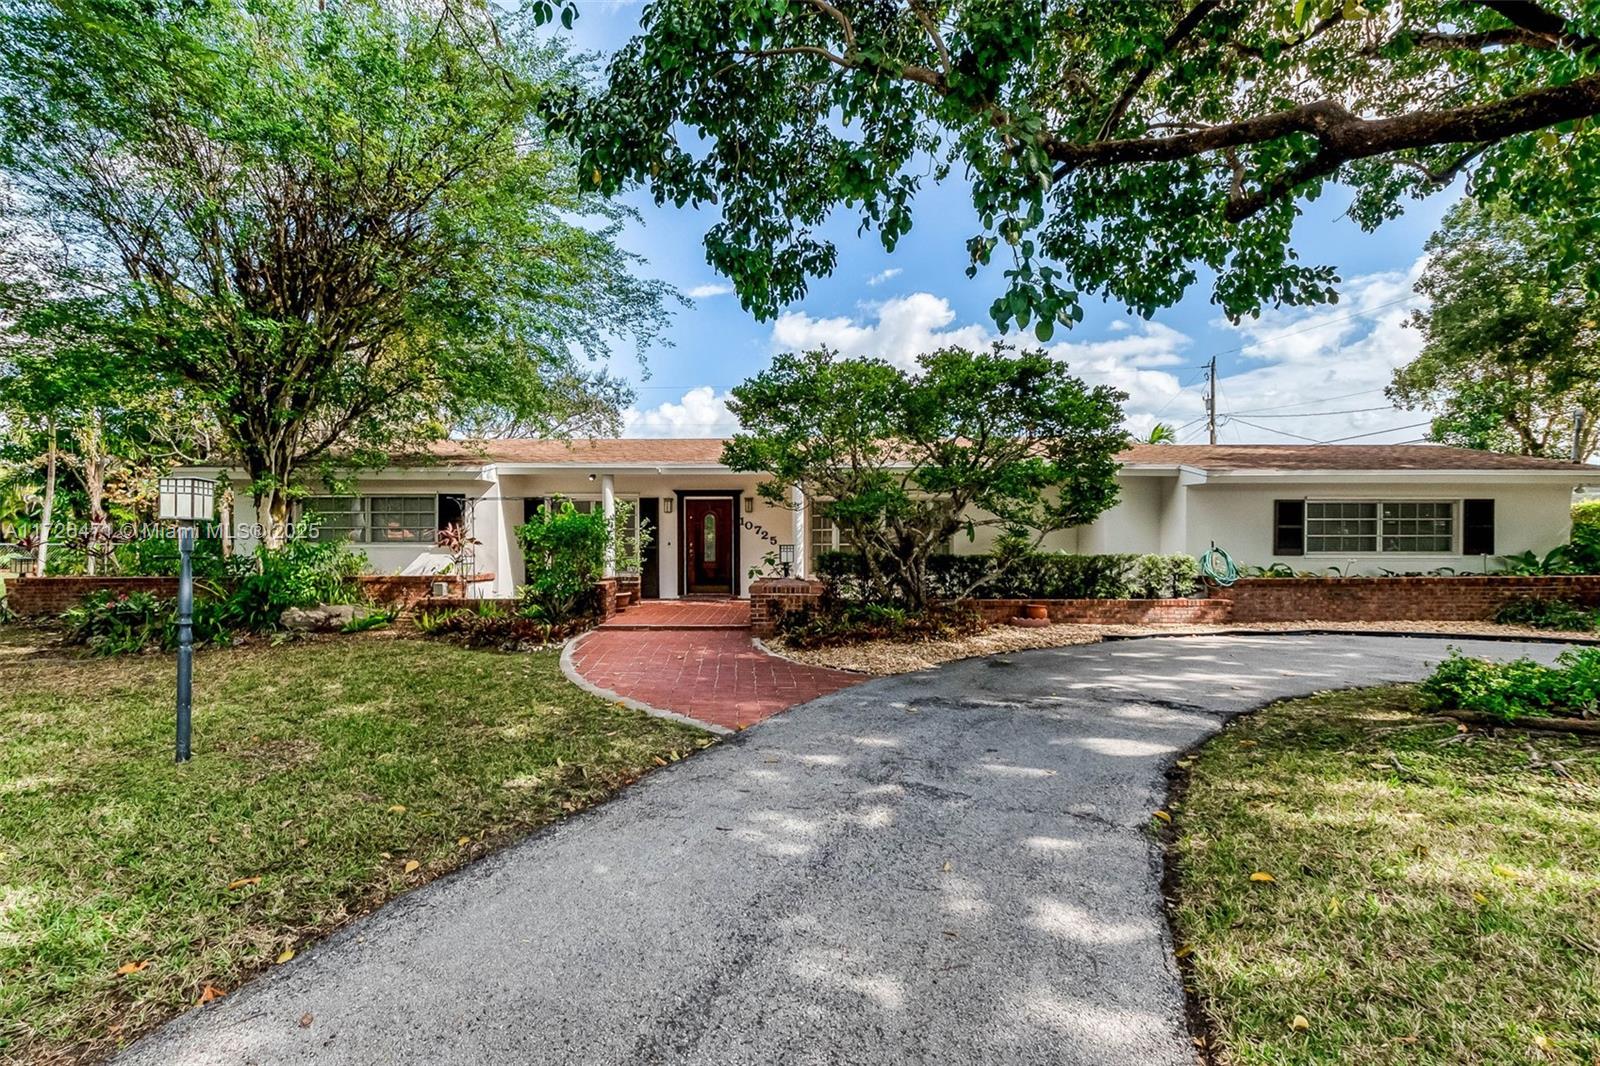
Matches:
[1236,405,1396,419]
[1226,387,1390,416]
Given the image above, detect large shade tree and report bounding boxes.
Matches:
[723,344,1128,608]
[558,0,1600,337]
[0,0,671,545]
[1388,200,1600,460]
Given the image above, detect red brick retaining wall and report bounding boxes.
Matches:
[1216,575,1600,623]
[4,576,179,616]
[968,598,1233,626]
[749,578,828,636]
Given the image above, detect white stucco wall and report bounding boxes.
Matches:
[1179,477,1575,574]
[210,462,1583,593]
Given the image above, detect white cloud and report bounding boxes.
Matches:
[762,278,1434,448]
[622,386,738,438]
[687,282,734,299]
[866,267,903,286]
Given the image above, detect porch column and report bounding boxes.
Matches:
[601,473,617,578]
[791,483,807,579]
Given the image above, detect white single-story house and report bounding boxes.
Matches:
[193,441,1599,598]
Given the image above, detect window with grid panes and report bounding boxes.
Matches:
[1305,501,1378,553]
[368,496,436,542]
[301,496,364,542]
[1381,501,1454,552]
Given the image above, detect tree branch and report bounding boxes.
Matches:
[1042,72,1600,222]
[1097,0,1224,141]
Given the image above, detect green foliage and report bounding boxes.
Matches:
[1493,597,1600,632]
[826,549,1201,601]
[776,601,986,650]
[726,344,1127,608]
[562,1,1600,330]
[515,500,609,624]
[1575,500,1600,533]
[58,530,365,653]
[1388,200,1600,459]
[340,606,398,634]
[59,589,233,655]
[225,537,366,633]
[1499,526,1600,576]
[1419,648,1600,724]
[409,602,583,649]
[0,0,670,543]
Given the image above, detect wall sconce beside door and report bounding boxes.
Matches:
[662,497,673,514]
[743,497,754,513]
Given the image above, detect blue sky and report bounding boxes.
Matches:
[559,2,1458,445]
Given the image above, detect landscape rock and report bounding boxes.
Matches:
[280,604,359,632]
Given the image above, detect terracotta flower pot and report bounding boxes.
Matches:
[1023,603,1050,620]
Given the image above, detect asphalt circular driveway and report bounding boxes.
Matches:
[118,634,1573,1066]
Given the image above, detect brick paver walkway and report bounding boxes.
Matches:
[598,599,750,629]
[568,602,860,731]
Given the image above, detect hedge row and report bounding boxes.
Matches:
[816,550,1202,601]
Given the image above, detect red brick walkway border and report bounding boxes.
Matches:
[563,614,861,733]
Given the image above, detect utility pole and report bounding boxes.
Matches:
[1205,356,1217,445]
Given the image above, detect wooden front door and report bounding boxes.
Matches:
[683,497,734,595]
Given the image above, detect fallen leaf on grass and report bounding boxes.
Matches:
[388,804,407,814]
[1151,810,1172,823]
[1249,871,1276,883]
[403,859,420,874]
[1173,945,1193,959]
[276,947,295,964]
[457,836,470,847]
[226,876,261,890]
[1237,740,1258,749]
[1327,896,1341,915]
[1290,1015,1311,1032]
[197,985,226,1005]
[115,961,149,976]
[1492,864,1525,880]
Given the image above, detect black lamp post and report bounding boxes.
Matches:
[159,476,215,763]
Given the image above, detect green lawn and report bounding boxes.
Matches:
[0,628,710,1063]
[1169,687,1600,1065]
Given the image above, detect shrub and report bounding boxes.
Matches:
[777,600,986,649]
[1573,500,1600,533]
[1129,553,1202,598]
[516,500,610,624]
[341,606,398,633]
[1419,648,1600,723]
[224,535,366,632]
[409,600,580,649]
[59,589,234,655]
[1493,597,1600,632]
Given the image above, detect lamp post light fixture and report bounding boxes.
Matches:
[158,476,215,763]
[778,544,795,578]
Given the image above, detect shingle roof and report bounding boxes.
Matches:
[420,438,1595,473]
[1115,443,1595,472]
[423,438,732,465]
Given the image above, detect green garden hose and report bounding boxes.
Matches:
[1200,543,1238,587]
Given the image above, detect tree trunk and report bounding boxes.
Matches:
[34,417,56,577]
[246,443,296,550]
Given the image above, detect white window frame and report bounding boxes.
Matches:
[299,494,443,545]
[1304,498,1458,556]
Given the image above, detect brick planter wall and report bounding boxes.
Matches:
[749,578,828,637]
[1216,575,1600,623]
[4,576,179,616]
[968,598,1233,626]
[354,575,437,607]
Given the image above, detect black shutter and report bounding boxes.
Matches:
[1274,500,1305,556]
[1463,499,1495,556]
[437,494,466,536]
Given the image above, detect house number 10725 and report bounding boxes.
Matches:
[741,517,779,546]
